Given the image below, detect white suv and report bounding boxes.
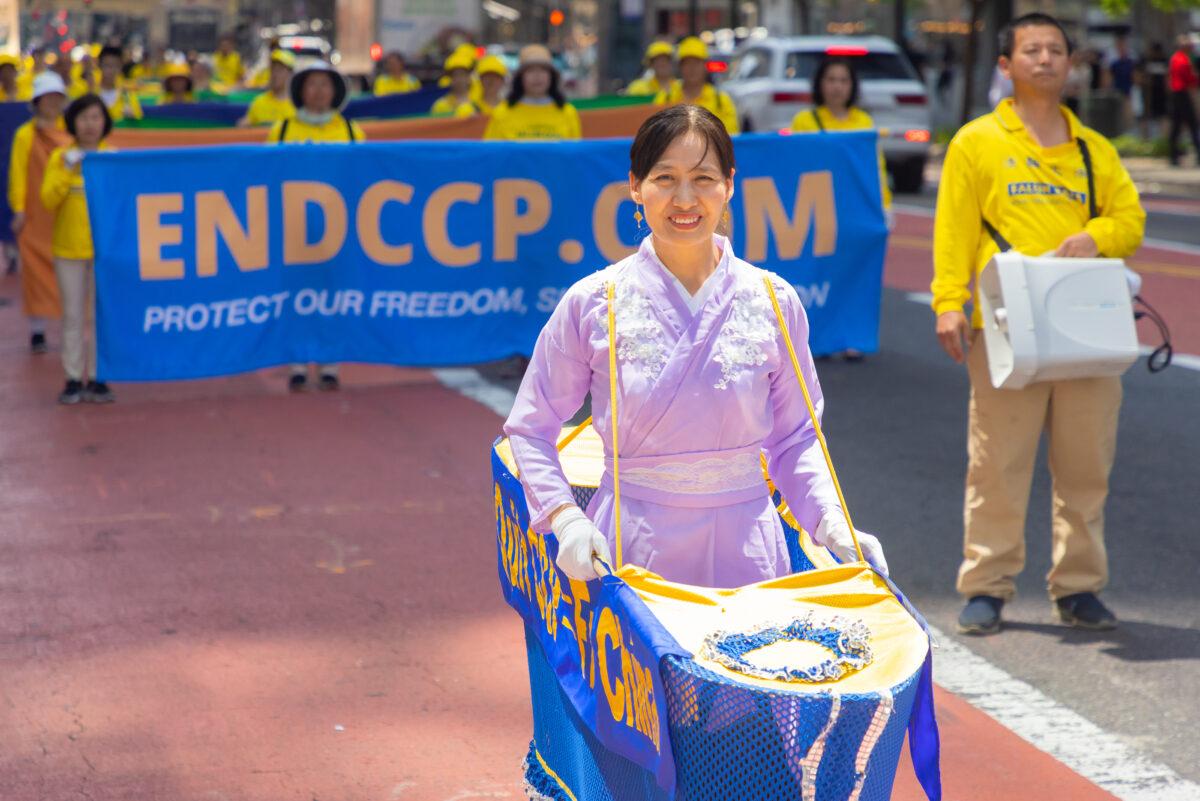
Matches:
[722,36,932,193]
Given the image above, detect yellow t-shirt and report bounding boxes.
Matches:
[0,83,32,101]
[245,91,296,125]
[626,75,667,96]
[374,73,421,95]
[8,118,65,214]
[932,99,1145,328]
[213,51,244,86]
[15,69,39,98]
[41,142,111,260]
[654,80,739,134]
[791,106,892,209]
[267,114,366,144]
[483,101,582,140]
[430,93,479,118]
[99,86,144,121]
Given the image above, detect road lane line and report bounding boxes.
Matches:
[436,366,1200,800]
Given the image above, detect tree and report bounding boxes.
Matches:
[1099,0,1200,12]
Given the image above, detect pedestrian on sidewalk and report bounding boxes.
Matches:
[40,94,115,405]
[1138,42,1170,140]
[1167,35,1200,166]
[267,61,365,392]
[931,13,1146,635]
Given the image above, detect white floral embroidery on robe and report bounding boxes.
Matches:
[711,275,776,389]
[595,274,671,382]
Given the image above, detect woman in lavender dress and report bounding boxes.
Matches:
[504,105,887,587]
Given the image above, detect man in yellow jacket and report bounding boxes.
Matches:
[654,37,738,134]
[374,51,422,95]
[213,33,244,87]
[430,51,481,117]
[932,13,1145,636]
[626,42,674,96]
[239,49,296,126]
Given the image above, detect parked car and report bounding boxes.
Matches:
[722,36,932,193]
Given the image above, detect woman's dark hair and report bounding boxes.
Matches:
[812,57,859,109]
[65,94,114,139]
[629,105,735,182]
[999,12,1074,59]
[506,64,566,108]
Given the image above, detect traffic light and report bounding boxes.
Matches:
[549,9,564,27]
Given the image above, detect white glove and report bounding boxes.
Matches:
[63,148,84,168]
[551,506,612,581]
[814,515,889,577]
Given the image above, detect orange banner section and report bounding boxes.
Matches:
[107,104,658,150]
[19,125,70,319]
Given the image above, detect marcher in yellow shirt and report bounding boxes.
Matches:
[95,46,143,121]
[626,41,674,96]
[0,54,30,101]
[654,37,739,134]
[932,13,1145,636]
[267,61,363,392]
[213,33,244,86]
[790,57,892,212]
[41,94,114,404]
[159,63,194,104]
[431,51,481,117]
[476,55,508,114]
[15,47,47,98]
[68,52,100,98]
[374,51,422,95]
[484,45,581,140]
[239,50,295,126]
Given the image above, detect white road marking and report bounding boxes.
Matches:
[431,368,520,418]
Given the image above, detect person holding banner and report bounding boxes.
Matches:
[268,61,365,392]
[932,13,1145,635]
[213,33,244,88]
[40,94,114,404]
[431,51,481,117]
[626,41,675,97]
[653,37,739,135]
[9,72,69,354]
[476,55,509,115]
[239,50,296,126]
[374,52,422,96]
[504,104,886,586]
[96,46,143,122]
[484,45,581,140]
[159,63,195,104]
[0,55,30,101]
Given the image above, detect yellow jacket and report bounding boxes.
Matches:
[41,142,111,260]
[791,106,892,209]
[0,83,32,101]
[267,113,366,144]
[245,91,296,125]
[430,93,479,118]
[214,51,243,86]
[626,75,668,96]
[100,85,144,121]
[374,73,421,95]
[8,118,65,214]
[483,100,581,140]
[932,100,1145,328]
[654,80,739,134]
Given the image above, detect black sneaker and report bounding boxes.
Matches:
[58,379,84,405]
[30,332,47,354]
[85,381,114,404]
[1055,592,1117,630]
[318,373,340,392]
[288,373,308,393]
[957,595,1004,635]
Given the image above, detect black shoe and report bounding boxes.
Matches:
[318,373,340,392]
[841,349,865,363]
[957,595,1004,635]
[288,373,308,392]
[85,381,114,403]
[1054,592,1117,630]
[30,332,47,354]
[58,379,84,405]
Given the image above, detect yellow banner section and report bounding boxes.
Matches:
[107,104,658,150]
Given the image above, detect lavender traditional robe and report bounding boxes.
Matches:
[504,235,842,588]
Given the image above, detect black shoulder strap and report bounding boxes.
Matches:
[279,118,290,141]
[982,217,1013,252]
[812,108,824,132]
[344,115,356,142]
[1076,137,1097,219]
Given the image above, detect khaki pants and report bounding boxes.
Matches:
[53,258,97,382]
[958,333,1121,601]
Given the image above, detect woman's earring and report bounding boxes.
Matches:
[722,206,731,228]
[634,205,644,229]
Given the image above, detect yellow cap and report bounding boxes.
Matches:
[270,49,296,69]
[451,43,478,65]
[0,54,19,70]
[162,62,191,80]
[444,51,474,73]
[676,36,709,61]
[644,42,674,62]
[477,54,508,77]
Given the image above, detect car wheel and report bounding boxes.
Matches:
[892,159,926,194]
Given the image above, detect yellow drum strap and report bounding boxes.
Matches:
[606,281,623,568]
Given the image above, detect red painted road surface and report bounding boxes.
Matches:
[4,211,1190,800]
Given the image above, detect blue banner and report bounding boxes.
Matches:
[492,444,690,794]
[84,131,886,380]
[137,88,442,125]
[0,101,32,244]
